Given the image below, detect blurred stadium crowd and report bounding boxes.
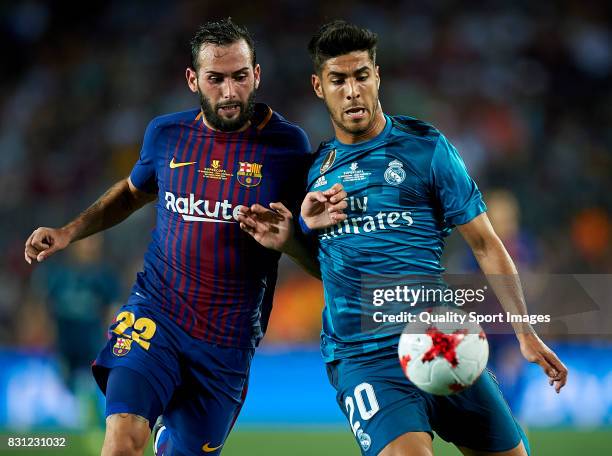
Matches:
[0,0,610,386]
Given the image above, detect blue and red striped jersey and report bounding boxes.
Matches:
[129,103,311,348]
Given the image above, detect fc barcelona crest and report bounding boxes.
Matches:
[112,337,132,356]
[320,148,336,174]
[237,162,263,187]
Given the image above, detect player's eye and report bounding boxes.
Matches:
[208,76,223,83]
[357,74,369,81]
[234,74,248,82]
[331,79,344,86]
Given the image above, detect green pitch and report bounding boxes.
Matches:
[1,429,610,455]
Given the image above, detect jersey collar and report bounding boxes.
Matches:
[331,114,392,151]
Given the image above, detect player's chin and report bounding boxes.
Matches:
[218,111,241,121]
[342,113,370,129]
[342,119,370,134]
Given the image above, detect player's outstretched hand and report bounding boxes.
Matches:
[236,202,293,252]
[301,183,348,230]
[24,227,71,264]
[518,332,568,393]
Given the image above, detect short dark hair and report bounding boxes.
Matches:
[308,20,378,73]
[190,18,256,70]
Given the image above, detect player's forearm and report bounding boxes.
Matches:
[63,178,153,243]
[471,237,535,337]
[283,233,321,280]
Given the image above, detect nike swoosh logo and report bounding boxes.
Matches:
[202,442,223,453]
[169,158,196,169]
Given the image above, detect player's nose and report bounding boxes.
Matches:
[345,79,361,100]
[222,79,237,99]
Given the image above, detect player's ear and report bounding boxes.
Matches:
[253,63,261,90]
[186,67,198,93]
[312,74,324,99]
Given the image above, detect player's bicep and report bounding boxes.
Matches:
[457,212,501,256]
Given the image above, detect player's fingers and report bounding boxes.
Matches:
[543,351,568,392]
[550,373,567,393]
[557,375,568,393]
[553,374,567,393]
[25,243,40,258]
[235,208,256,228]
[32,239,50,251]
[24,230,37,249]
[30,230,51,251]
[25,246,38,264]
[239,222,256,236]
[36,238,66,262]
[269,202,290,217]
[236,206,251,217]
[323,183,344,197]
[328,200,348,213]
[532,354,558,379]
[25,234,45,263]
[251,204,285,225]
[249,204,281,223]
[239,220,258,233]
[250,204,279,219]
[307,191,328,204]
[543,351,567,378]
[24,232,37,264]
[329,190,347,204]
[250,203,269,214]
[36,243,62,263]
[237,214,259,230]
[330,213,348,223]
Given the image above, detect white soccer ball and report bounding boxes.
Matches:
[397,307,489,395]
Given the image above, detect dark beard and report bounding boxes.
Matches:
[199,89,256,132]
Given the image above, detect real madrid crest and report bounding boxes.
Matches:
[320,148,337,174]
[384,159,406,185]
[357,429,372,452]
[237,162,263,187]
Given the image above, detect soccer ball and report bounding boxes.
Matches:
[397,307,489,395]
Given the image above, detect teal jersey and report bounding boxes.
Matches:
[306,115,487,361]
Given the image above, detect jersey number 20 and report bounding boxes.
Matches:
[345,382,380,436]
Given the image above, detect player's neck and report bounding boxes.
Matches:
[201,113,252,133]
[334,105,386,145]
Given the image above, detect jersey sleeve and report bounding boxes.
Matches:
[129,120,159,193]
[430,134,486,226]
[286,127,313,215]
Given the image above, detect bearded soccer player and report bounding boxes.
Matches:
[238,21,568,456]
[24,19,345,456]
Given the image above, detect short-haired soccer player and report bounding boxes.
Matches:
[238,20,568,456]
[25,18,345,456]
